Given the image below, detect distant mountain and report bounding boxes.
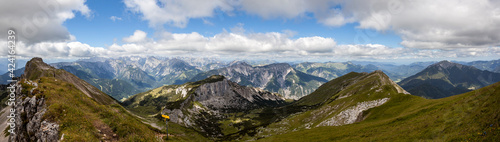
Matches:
[379,62,434,82]
[175,57,228,71]
[152,58,202,85]
[51,61,142,101]
[190,62,328,100]
[465,59,500,73]
[292,61,433,83]
[86,78,142,102]
[0,67,24,84]
[123,75,286,138]
[398,60,500,99]
[51,56,204,101]
[293,62,378,80]
[8,57,161,141]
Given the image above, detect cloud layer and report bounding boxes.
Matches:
[3,29,499,61]
[124,0,500,50]
[0,0,90,43]
[1,0,499,62]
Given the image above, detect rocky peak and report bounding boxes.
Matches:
[262,63,292,70]
[22,57,58,80]
[368,70,409,94]
[193,75,285,112]
[433,60,464,69]
[228,60,251,67]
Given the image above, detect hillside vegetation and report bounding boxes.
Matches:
[260,79,500,141]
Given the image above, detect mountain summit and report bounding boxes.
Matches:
[246,70,409,139]
[398,60,500,98]
[190,62,328,99]
[124,75,286,138]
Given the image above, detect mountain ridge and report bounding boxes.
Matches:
[259,78,500,141]
[124,74,287,138]
[399,60,500,99]
[190,62,327,100]
[244,70,410,140]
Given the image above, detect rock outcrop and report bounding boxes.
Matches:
[125,75,286,138]
[194,77,285,112]
[317,98,390,126]
[163,76,286,127]
[9,81,59,142]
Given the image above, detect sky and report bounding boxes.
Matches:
[1,0,500,64]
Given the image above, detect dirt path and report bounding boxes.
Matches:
[124,109,164,130]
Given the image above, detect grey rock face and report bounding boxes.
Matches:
[35,121,59,142]
[317,98,390,127]
[195,79,285,112]
[162,77,286,134]
[191,63,328,100]
[10,82,59,142]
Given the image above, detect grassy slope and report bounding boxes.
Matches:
[20,77,158,141]
[21,76,208,141]
[242,71,401,140]
[260,81,500,141]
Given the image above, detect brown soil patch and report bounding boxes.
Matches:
[92,120,118,142]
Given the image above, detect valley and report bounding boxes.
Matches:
[1,57,499,141]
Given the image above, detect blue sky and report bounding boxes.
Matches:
[1,0,500,63]
[66,0,402,48]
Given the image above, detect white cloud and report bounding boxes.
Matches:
[294,37,336,53]
[239,0,311,19]
[0,40,106,58]
[0,0,91,43]
[110,16,122,21]
[345,0,500,49]
[332,44,405,59]
[123,30,148,43]
[124,0,233,28]
[123,0,500,50]
[1,29,499,61]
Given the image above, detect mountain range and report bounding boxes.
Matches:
[4,56,497,102]
[123,75,287,139]
[190,61,328,100]
[50,56,206,101]
[292,61,378,80]
[463,59,500,73]
[399,60,500,99]
[4,57,499,141]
